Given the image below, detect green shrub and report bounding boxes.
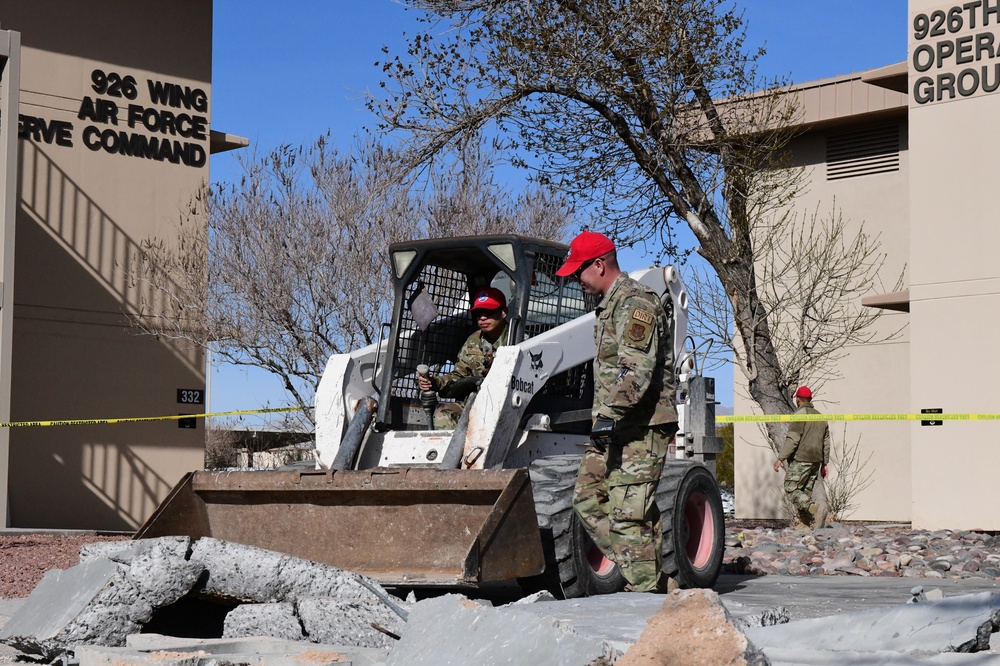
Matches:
[716,422,734,488]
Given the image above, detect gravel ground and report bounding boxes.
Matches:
[725,520,1000,581]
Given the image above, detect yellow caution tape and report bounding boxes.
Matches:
[8,406,988,427]
[717,413,1000,423]
[0,406,304,428]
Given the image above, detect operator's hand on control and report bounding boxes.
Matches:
[821,464,828,478]
[591,416,615,453]
[417,375,435,392]
[773,459,784,473]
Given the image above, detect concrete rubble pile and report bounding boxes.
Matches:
[0,537,408,664]
[0,536,997,665]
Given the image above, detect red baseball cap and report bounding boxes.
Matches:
[795,386,812,400]
[470,287,506,311]
[556,231,616,277]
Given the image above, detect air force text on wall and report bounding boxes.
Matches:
[17,68,208,168]
[912,1,1000,104]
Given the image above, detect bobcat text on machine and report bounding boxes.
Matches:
[139,235,726,598]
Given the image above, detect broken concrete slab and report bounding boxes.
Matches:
[190,537,410,641]
[616,589,769,666]
[298,597,404,649]
[385,594,620,666]
[0,557,152,659]
[507,590,558,604]
[745,591,1000,655]
[735,605,791,629]
[125,538,205,608]
[0,537,209,659]
[511,592,668,654]
[222,602,303,642]
[216,596,403,649]
[513,590,779,655]
[80,535,191,566]
[77,537,205,608]
[761,647,1000,665]
[1,536,413,660]
[191,537,405,616]
[76,633,388,666]
[714,574,1000,622]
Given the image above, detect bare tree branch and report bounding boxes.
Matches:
[126,134,573,423]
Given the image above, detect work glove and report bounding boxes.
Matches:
[591,416,615,452]
[438,375,481,400]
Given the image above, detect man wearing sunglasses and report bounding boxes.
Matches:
[556,231,677,593]
[417,287,509,429]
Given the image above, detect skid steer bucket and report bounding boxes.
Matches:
[136,467,545,587]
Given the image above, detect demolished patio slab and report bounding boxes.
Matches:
[0,536,409,659]
[0,538,204,660]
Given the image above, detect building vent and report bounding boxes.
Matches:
[826,124,899,180]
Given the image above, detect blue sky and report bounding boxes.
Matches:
[207,0,908,422]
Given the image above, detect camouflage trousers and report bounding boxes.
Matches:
[433,402,464,430]
[572,422,675,592]
[784,460,821,517]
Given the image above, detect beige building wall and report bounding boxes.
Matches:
[907,0,1000,529]
[0,1,213,528]
[734,112,912,521]
[738,0,1000,530]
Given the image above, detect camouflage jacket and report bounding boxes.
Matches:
[593,273,676,426]
[778,402,830,464]
[435,322,508,395]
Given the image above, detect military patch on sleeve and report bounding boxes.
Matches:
[625,307,654,348]
[631,308,653,325]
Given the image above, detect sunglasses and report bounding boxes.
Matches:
[473,307,503,319]
[572,257,598,279]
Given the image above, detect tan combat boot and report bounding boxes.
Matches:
[654,575,680,594]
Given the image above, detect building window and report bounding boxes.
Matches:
[826,123,900,181]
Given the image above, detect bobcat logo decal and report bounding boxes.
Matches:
[529,350,544,371]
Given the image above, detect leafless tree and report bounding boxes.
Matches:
[127,134,572,422]
[686,203,905,413]
[204,420,241,469]
[369,0,899,446]
[824,424,875,521]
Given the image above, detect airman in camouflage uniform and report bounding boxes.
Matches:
[773,386,830,527]
[556,231,677,593]
[419,288,508,429]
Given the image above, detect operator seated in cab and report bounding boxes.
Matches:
[417,287,509,429]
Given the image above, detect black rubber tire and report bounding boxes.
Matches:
[525,456,724,597]
[655,461,725,589]
[523,455,626,599]
[566,509,626,597]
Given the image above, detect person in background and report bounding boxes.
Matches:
[417,287,509,429]
[557,231,677,593]
[773,385,830,528]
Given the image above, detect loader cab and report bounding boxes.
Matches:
[375,235,597,432]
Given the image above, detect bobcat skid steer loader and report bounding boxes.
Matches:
[138,235,726,598]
